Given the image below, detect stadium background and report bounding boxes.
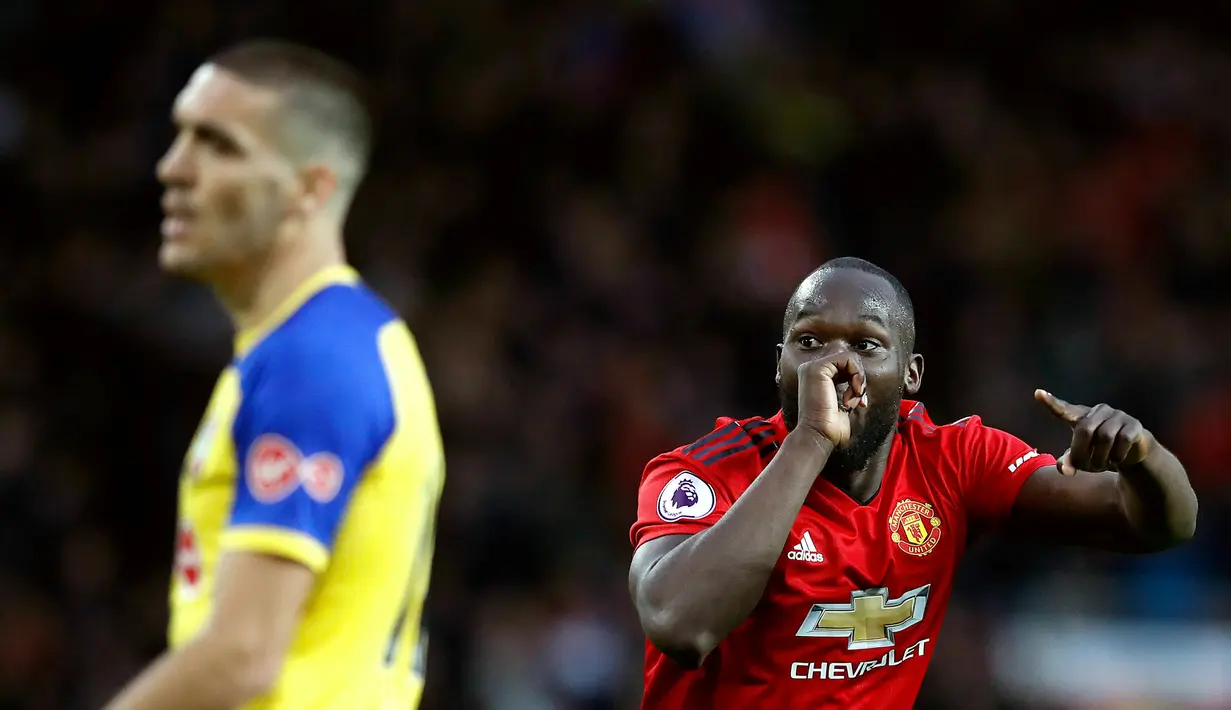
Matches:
[1,1,1229,708]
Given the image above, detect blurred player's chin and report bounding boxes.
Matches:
[158,240,208,278]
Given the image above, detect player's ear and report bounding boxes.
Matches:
[295,164,338,217]
[775,344,784,385]
[904,353,924,395]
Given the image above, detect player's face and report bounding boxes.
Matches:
[776,270,924,474]
[156,65,300,280]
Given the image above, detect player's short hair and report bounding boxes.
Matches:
[209,39,373,193]
[783,257,917,351]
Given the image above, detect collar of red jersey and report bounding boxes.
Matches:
[234,265,361,357]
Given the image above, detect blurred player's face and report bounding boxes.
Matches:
[776,269,924,475]
[155,65,300,280]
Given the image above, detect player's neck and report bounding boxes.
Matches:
[215,226,346,333]
[821,436,895,505]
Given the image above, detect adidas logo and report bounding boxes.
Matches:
[787,531,824,563]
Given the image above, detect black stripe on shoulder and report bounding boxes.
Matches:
[742,419,780,465]
[693,433,749,463]
[694,420,774,465]
[740,419,777,446]
[701,440,757,466]
[681,422,741,455]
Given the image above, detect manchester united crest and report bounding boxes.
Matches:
[888,499,942,557]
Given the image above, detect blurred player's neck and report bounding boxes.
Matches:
[215,221,346,334]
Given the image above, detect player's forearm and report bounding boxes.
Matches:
[637,429,832,665]
[1117,440,1198,550]
[104,633,276,710]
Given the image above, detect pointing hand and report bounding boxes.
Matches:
[1034,389,1154,475]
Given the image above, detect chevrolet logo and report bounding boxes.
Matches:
[796,584,930,650]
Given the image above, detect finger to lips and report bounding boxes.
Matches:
[842,384,861,411]
[838,357,864,392]
[836,383,854,412]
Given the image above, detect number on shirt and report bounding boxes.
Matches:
[384,462,442,677]
[411,619,429,678]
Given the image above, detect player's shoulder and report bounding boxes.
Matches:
[896,399,997,450]
[239,282,402,410]
[646,413,785,484]
[252,281,400,361]
[286,280,400,342]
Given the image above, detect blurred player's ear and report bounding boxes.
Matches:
[904,353,924,395]
[297,164,338,218]
[775,344,784,384]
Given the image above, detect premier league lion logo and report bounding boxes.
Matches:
[657,471,716,522]
[673,480,700,509]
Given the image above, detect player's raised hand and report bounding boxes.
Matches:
[1034,389,1154,475]
[797,354,868,447]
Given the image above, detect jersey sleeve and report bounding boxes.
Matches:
[629,453,734,550]
[223,349,393,573]
[958,417,1057,524]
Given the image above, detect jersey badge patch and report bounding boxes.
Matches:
[246,435,346,504]
[888,498,942,557]
[246,434,305,503]
[657,471,716,522]
[301,452,345,503]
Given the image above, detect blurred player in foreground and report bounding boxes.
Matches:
[629,257,1198,709]
[104,40,445,710]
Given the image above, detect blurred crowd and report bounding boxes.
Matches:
[1,1,1229,708]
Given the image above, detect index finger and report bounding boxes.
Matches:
[1034,389,1089,424]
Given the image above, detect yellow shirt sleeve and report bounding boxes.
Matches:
[221,525,330,573]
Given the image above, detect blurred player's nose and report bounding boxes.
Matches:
[156,136,194,186]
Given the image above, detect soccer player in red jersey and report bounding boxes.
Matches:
[629,257,1199,709]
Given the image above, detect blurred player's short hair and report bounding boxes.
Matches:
[209,39,373,195]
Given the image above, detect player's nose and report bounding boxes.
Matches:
[156,136,194,186]
[807,341,862,387]
[813,340,855,360]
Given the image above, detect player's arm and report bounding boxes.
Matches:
[1007,390,1197,552]
[105,345,387,709]
[104,553,313,710]
[629,355,864,669]
[630,431,832,668]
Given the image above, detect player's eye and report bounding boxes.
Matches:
[797,335,819,349]
[194,126,241,156]
[853,339,882,352]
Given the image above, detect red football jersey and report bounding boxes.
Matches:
[630,400,1056,709]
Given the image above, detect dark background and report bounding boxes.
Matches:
[1,1,1228,708]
